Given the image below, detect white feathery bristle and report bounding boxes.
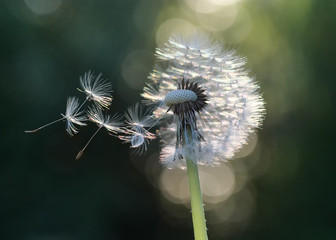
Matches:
[164,90,197,106]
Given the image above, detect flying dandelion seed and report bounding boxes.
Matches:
[126,33,265,168]
[25,97,87,136]
[76,106,124,159]
[121,103,157,154]
[77,71,113,109]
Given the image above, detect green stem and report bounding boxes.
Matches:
[184,127,208,240]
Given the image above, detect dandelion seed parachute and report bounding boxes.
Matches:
[63,97,87,136]
[121,103,157,155]
[78,71,113,109]
[25,96,87,136]
[88,106,124,135]
[76,106,124,159]
[138,33,265,168]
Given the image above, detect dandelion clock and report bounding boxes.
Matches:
[125,33,265,240]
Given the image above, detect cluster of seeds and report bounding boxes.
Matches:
[25,71,125,159]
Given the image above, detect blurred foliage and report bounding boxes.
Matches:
[1,0,336,239]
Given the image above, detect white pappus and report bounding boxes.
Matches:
[78,70,113,109]
[76,106,124,159]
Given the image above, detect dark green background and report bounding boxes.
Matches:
[1,0,336,239]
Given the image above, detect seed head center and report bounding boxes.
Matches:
[164,89,197,106]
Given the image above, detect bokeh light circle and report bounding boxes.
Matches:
[156,18,196,46]
[24,0,62,15]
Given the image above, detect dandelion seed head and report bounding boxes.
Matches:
[79,71,113,109]
[164,89,197,106]
[141,33,265,168]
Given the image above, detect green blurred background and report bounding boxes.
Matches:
[1,0,336,239]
